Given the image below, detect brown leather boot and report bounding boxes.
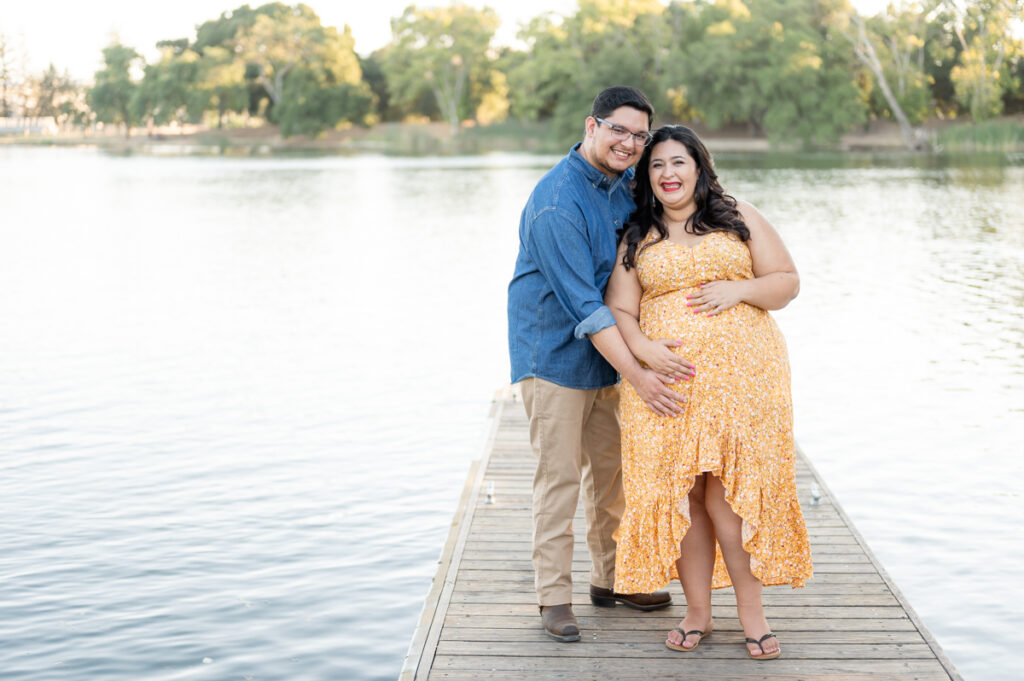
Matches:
[589,584,672,611]
[539,604,580,642]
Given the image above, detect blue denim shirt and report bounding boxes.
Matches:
[508,144,636,389]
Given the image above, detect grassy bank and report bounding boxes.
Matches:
[4,117,1022,156]
[347,119,564,155]
[937,118,1024,152]
[0,120,566,157]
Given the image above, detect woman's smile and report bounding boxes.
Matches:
[649,139,700,211]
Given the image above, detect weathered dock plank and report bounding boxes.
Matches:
[402,395,962,681]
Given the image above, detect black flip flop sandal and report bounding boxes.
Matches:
[665,626,708,652]
[745,632,780,660]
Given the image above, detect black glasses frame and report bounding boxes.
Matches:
[594,117,654,147]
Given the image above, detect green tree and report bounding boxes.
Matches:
[192,4,275,117]
[87,43,143,137]
[236,5,357,109]
[359,52,398,121]
[134,44,203,127]
[506,0,670,144]
[863,2,938,125]
[473,67,510,125]
[924,10,961,115]
[380,3,501,136]
[195,46,248,128]
[272,66,375,136]
[946,0,1023,119]
[0,29,27,117]
[677,0,865,146]
[234,4,371,134]
[0,31,11,116]
[659,1,709,121]
[32,64,68,118]
[503,13,577,123]
[193,5,264,51]
[1003,51,1024,113]
[842,5,935,149]
[32,64,89,128]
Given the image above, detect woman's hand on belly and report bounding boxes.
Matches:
[634,337,696,382]
[686,279,750,317]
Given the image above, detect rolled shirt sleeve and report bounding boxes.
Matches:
[573,305,617,340]
[524,206,617,340]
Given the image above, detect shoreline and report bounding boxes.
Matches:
[2,118,1020,156]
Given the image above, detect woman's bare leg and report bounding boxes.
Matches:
[703,475,780,657]
[666,473,716,649]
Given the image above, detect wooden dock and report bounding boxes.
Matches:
[402,393,962,680]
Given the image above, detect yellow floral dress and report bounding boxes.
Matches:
[613,231,812,593]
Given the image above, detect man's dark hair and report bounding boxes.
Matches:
[590,86,654,127]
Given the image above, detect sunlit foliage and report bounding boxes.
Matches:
[56,0,1024,144]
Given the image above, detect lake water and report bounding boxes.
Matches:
[0,146,1020,681]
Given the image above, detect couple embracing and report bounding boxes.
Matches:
[507,86,812,660]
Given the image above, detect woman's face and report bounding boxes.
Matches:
[648,139,700,213]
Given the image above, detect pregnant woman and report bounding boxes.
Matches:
[604,125,812,660]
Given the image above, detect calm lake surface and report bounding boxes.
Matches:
[0,146,1020,681]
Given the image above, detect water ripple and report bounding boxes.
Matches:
[0,148,1020,681]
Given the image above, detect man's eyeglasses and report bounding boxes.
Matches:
[594,117,654,147]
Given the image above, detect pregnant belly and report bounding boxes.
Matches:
[641,292,767,354]
[638,292,791,427]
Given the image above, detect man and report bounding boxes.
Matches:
[507,86,691,642]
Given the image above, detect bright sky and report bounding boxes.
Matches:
[2,0,890,82]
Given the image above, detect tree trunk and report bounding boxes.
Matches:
[431,66,466,139]
[748,115,765,138]
[849,17,924,150]
[451,68,466,138]
[260,62,294,107]
[122,104,132,139]
[431,83,459,139]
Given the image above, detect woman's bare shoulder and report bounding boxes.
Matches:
[735,199,772,235]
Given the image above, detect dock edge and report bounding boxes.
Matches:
[399,390,512,680]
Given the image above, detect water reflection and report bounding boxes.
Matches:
[717,150,1022,172]
[0,147,1020,681]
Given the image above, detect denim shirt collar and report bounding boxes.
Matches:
[567,143,629,195]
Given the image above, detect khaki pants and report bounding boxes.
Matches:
[519,377,624,606]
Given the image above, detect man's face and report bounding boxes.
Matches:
[581,106,650,177]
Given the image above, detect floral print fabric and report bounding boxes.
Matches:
[614,231,812,592]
